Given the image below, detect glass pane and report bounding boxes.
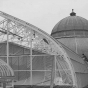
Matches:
[9,56,30,70]
[12,44,24,55]
[14,71,19,81]
[60,70,72,84]
[14,71,30,85]
[56,55,69,70]
[18,71,27,81]
[32,71,44,85]
[23,48,30,55]
[43,71,51,85]
[0,43,6,55]
[32,55,54,70]
[9,57,19,70]
[32,49,46,55]
[19,56,30,70]
[0,57,7,62]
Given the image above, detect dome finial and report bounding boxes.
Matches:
[72,9,74,12]
[70,9,76,16]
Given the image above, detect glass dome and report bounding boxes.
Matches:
[0,59,14,87]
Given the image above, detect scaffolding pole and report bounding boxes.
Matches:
[7,20,9,65]
[50,55,55,88]
[30,32,32,85]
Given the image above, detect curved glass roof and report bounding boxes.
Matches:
[0,11,77,87]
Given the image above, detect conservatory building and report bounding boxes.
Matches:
[0,11,87,88]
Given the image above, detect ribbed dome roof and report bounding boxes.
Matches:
[51,10,88,59]
[51,10,88,37]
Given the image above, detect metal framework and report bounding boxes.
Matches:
[0,11,77,87]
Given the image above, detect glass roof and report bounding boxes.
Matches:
[0,11,77,86]
[0,12,60,55]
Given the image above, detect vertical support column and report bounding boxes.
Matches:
[74,32,78,54]
[50,55,55,88]
[7,20,9,65]
[55,55,56,84]
[75,38,78,54]
[30,31,32,85]
[43,57,45,85]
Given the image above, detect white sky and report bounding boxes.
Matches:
[0,0,88,34]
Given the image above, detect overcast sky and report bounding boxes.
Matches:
[0,0,88,34]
